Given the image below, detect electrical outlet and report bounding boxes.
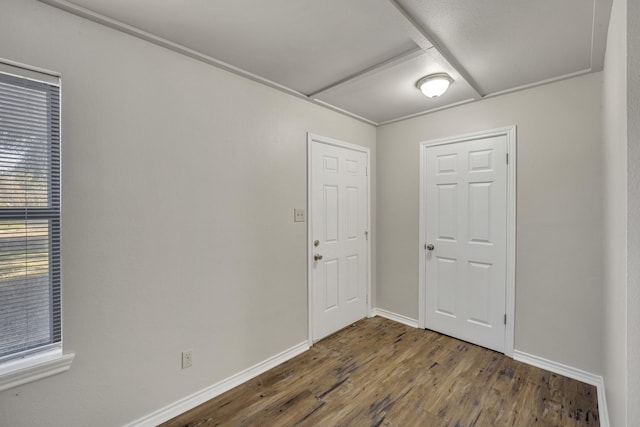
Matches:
[294,208,306,222]
[182,349,193,369]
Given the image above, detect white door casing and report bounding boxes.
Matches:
[418,127,516,356]
[308,133,370,343]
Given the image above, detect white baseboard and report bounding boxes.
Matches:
[125,326,608,427]
[513,350,609,427]
[125,341,310,427]
[371,308,419,328]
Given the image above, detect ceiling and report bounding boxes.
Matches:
[40,0,613,125]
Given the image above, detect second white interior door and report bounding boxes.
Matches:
[424,134,508,353]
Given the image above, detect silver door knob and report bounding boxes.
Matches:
[314,254,323,261]
[426,244,435,251]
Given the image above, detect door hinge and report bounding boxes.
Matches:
[506,153,509,164]
[504,314,507,325]
[365,167,368,176]
[365,231,369,240]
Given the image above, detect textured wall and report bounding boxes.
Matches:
[626,0,640,423]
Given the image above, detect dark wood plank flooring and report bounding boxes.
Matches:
[161,317,599,426]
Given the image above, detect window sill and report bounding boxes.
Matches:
[0,348,75,392]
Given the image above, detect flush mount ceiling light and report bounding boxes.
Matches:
[416,73,453,98]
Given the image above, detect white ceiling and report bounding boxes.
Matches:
[40,0,613,125]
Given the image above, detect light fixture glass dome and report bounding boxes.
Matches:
[416,73,453,98]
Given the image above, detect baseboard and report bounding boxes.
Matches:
[125,341,310,427]
[513,350,609,427]
[124,328,609,427]
[371,308,419,328]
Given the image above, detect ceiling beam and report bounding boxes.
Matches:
[386,0,483,99]
[308,47,424,98]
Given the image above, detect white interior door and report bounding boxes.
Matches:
[423,134,508,353]
[309,134,369,342]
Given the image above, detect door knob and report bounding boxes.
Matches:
[314,254,323,261]
[426,244,435,251]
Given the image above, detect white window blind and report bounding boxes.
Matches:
[0,69,61,363]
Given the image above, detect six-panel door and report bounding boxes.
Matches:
[311,140,368,341]
[425,135,508,353]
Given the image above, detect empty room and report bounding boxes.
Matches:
[0,0,637,426]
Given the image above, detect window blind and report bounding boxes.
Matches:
[0,70,61,362]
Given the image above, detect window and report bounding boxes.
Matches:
[0,62,72,390]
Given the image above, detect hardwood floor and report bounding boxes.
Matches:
[161,317,599,427]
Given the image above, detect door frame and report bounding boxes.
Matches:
[307,133,372,344]
[418,126,517,357]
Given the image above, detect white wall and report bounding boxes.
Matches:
[0,1,376,426]
[602,0,629,424]
[626,0,640,422]
[377,73,603,374]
